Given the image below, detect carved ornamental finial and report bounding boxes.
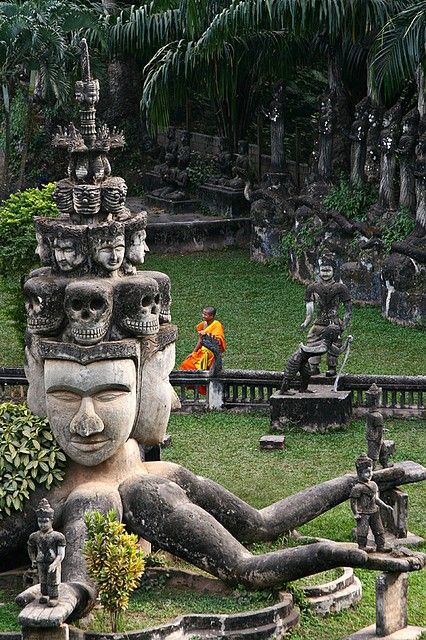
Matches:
[80,38,91,81]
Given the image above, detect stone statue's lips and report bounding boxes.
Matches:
[70,437,109,451]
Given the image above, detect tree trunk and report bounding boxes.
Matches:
[1,84,11,194]
[327,45,351,177]
[17,71,37,192]
[416,64,425,119]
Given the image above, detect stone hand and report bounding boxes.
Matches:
[49,557,61,572]
[300,321,309,331]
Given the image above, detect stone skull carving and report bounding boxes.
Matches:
[24,276,66,335]
[143,271,171,324]
[114,276,160,337]
[64,280,113,345]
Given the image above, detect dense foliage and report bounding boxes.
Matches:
[0,402,66,518]
[0,183,58,276]
[84,510,145,633]
[323,177,377,221]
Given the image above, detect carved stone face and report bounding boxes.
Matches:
[24,276,65,335]
[45,358,137,466]
[115,276,160,336]
[73,185,101,217]
[127,230,149,264]
[75,157,89,181]
[64,280,113,345]
[319,264,334,282]
[101,179,127,214]
[93,235,125,272]
[52,180,74,215]
[35,233,51,265]
[54,236,86,272]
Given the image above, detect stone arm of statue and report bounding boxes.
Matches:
[376,495,394,514]
[342,301,352,330]
[120,462,425,589]
[300,301,314,330]
[49,544,65,572]
[329,335,353,357]
[350,496,361,519]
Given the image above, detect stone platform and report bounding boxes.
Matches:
[270,386,352,432]
[198,184,250,217]
[344,624,424,639]
[145,194,200,214]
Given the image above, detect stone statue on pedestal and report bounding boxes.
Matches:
[350,454,393,552]
[301,254,352,376]
[396,107,420,213]
[27,499,65,607]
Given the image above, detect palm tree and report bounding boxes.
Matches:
[370,1,426,115]
[0,0,103,192]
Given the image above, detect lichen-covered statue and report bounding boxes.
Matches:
[4,41,425,630]
[301,253,352,376]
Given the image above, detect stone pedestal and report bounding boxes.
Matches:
[270,387,352,433]
[145,193,200,214]
[376,573,407,636]
[141,171,164,191]
[344,572,424,640]
[22,624,69,639]
[198,184,249,218]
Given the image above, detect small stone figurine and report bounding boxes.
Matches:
[365,383,384,469]
[27,499,66,607]
[350,454,393,553]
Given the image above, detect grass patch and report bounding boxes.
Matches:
[1,249,425,373]
[0,589,20,632]
[79,581,275,633]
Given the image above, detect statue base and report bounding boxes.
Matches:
[145,194,200,214]
[22,625,69,639]
[198,184,250,218]
[343,624,425,639]
[270,386,352,433]
[381,285,426,328]
[141,171,164,191]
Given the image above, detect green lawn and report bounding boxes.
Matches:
[2,249,424,373]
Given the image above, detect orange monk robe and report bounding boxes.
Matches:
[179,319,227,372]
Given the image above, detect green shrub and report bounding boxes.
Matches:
[84,510,145,632]
[382,207,416,252]
[187,153,217,188]
[0,183,58,277]
[323,177,377,221]
[0,402,66,518]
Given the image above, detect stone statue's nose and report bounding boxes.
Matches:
[70,397,104,437]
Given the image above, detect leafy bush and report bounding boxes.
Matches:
[0,402,66,518]
[323,177,377,221]
[0,183,58,277]
[187,152,217,188]
[382,208,416,252]
[84,510,145,632]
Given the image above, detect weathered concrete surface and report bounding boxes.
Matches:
[259,434,285,450]
[198,184,250,218]
[344,624,424,639]
[22,624,69,639]
[270,387,352,432]
[376,573,408,636]
[304,567,362,616]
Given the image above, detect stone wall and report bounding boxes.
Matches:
[147,217,251,254]
[157,129,310,184]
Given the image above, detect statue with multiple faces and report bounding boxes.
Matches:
[4,41,425,629]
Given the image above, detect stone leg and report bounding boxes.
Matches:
[120,474,425,589]
[356,514,370,549]
[370,510,386,550]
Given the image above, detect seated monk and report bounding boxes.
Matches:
[179,306,226,393]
